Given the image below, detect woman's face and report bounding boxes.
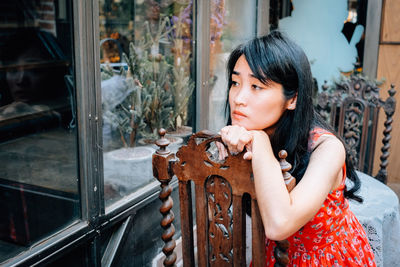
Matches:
[229,55,296,134]
[6,48,47,102]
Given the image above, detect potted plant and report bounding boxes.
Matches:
[101,10,197,193]
[168,4,195,141]
[101,58,156,192]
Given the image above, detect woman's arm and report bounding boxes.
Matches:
[221,126,345,241]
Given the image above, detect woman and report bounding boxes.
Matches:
[219,31,376,266]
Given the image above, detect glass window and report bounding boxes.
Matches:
[0,0,79,263]
[208,0,257,131]
[99,0,195,207]
[277,0,368,89]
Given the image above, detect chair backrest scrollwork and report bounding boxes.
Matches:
[153,129,292,267]
[316,75,396,183]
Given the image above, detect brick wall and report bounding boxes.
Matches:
[36,0,57,36]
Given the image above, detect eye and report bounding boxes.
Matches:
[231,80,239,87]
[8,68,18,74]
[252,84,264,90]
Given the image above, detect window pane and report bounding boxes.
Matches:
[277,0,367,88]
[208,0,257,131]
[0,0,79,262]
[99,0,195,207]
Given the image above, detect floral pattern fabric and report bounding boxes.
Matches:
[264,127,376,266]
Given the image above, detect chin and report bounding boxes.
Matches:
[231,120,244,127]
[232,122,251,130]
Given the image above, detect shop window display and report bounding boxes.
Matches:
[0,0,79,263]
[99,0,195,206]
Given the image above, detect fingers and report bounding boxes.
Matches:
[221,126,239,155]
[243,151,252,160]
[220,126,231,150]
[243,142,253,160]
[237,134,252,152]
[220,125,253,156]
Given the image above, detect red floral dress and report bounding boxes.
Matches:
[264,128,376,266]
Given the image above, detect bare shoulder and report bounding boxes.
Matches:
[310,134,346,165]
[300,133,346,192]
[311,133,343,151]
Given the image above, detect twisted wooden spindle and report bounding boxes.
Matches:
[153,128,177,267]
[273,150,295,266]
[376,85,396,184]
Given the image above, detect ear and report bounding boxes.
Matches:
[286,93,297,110]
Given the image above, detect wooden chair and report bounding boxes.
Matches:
[153,129,295,267]
[316,75,396,183]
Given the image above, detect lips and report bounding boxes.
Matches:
[232,110,246,119]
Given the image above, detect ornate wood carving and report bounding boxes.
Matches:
[341,100,366,168]
[154,129,297,266]
[316,75,397,182]
[206,175,233,265]
[172,130,258,267]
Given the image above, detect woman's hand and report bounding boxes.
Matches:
[219,125,254,160]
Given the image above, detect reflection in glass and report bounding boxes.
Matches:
[99,0,195,206]
[208,0,257,131]
[0,0,79,263]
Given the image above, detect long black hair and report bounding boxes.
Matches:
[225,31,362,202]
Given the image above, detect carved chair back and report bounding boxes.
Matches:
[153,129,292,267]
[316,75,396,183]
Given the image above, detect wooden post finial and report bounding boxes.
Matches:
[279,150,296,192]
[156,128,171,155]
[153,128,176,266]
[274,150,296,266]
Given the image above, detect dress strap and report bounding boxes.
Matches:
[308,127,334,151]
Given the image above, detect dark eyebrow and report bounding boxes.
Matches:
[232,70,261,82]
[232,70,257,79]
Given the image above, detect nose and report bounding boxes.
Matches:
[232,86,249,106]
[9,68,26,85]
[15,69,27,85]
